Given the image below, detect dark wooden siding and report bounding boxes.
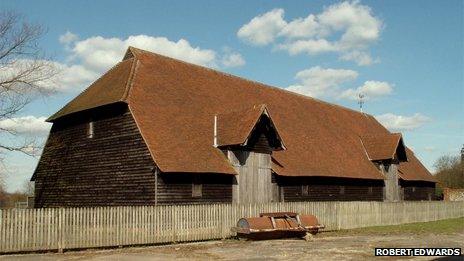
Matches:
[157,173,233,205]
[33,102,434,206]
[278,176,384,202]
[33,103,233,207]
[400,180,435,201]
[33,103,157,207]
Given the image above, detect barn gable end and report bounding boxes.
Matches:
[34,103,156,207]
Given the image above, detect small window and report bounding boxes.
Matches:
[368,186,373,195]
[192,175,202,198]
[87,120,94,138]
[340,186,345,195]
[301,185,309,196]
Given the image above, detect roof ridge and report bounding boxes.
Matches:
[358,136,373,161]
[129,47,374,118]
[121,58,139,101]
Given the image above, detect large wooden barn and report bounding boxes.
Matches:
[32,47,436,207]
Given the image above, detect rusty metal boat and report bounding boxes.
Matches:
[232,212,324,240]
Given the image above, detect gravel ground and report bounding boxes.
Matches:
[1,232,463,261]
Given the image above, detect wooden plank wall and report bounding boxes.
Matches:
[400,180,436,201]
[279,177,384,202]
[33,104,157,207]
[156,173,233,204]
[1,201,463,253]
[228,151,274,204]
[33,104,234,207]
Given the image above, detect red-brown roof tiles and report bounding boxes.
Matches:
[399,148,437,182]
[47,58,136,121]
[47,47,436,182]
[216,104,285,150]
[361,133,407,161]
[216,104,267,147]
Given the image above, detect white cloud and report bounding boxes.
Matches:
[278,14,321,39]
[340,50,378,66]
[65,33,246,72]
[375,113,431,131]
[221,52,246,67]
[237,9,287,46]
[0,116,51,135]
[50,32,246,92]
[59,31,78,45]
[277,39,337,55]
[51,62,99,91]
[317,1,381,50]
[237,1,382,66]
[339,80,393,100]
[287,66,358,97]
[0,59,99,92]
[0,59,62,93]
[70,35,218,71]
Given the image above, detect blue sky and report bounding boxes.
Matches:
[0,0,462,192]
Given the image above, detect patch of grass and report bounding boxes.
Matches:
[326,217,464,235]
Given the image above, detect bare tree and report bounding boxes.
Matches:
[0,169,7,207]
[0,11,56,182]
[434,155,464,189]
[21,179,34,196]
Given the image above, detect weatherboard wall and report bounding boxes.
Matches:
[400,180,436,201]
[156,173,233,205]
[277,176,384,202]
[33,104,233,207]
[33,104,157,207]
[32,103,435,207]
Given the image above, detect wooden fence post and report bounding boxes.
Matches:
[0,209,3,253]
[57,208,63,253]
[172,206,177,243]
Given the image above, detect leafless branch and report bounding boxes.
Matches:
[0,11,54,172]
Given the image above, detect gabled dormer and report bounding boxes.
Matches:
[360,133,407,202]
[215,104,285,154]
[361,133,408,165]
[214,104,285,204]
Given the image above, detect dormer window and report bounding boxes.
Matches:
[87,120,94,138]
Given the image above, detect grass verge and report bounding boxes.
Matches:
[326,217,464,235]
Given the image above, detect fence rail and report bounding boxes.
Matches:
[1,201,463,253]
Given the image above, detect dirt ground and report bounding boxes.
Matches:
[1,232,463,261]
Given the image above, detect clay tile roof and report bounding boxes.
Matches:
[399,148,437,182]
[46,47,436,182]
[47,57,137,122]
[216,104,285,149]
[361,133,407,161]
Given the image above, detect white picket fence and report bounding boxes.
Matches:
[1,201,463,253]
